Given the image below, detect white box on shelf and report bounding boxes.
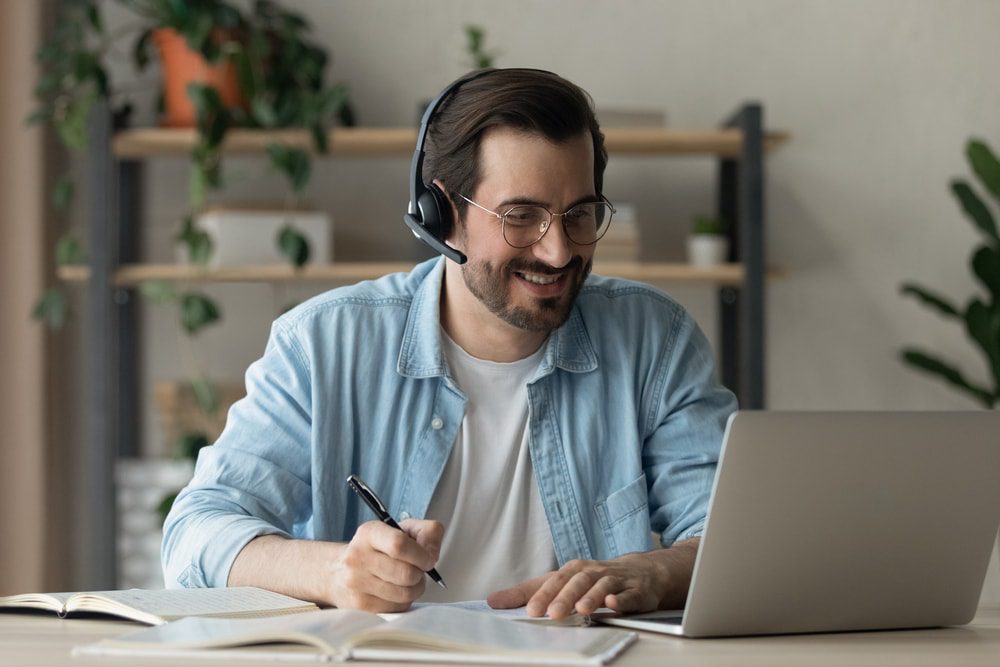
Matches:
[180,207,332,267]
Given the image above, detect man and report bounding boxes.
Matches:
[162,69,736,620]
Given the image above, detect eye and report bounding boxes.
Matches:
[565,206,596,225]
[504,206,546,226]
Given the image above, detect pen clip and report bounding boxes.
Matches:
[347,474,388,516]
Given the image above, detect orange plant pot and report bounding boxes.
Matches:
[152,28,245,128]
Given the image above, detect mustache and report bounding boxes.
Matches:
[506,256,586,275]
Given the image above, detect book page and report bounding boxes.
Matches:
[90,609,383,654]
[350,606,633,659]
[0,592,73,613]
[403,599,599,625]
[69,587,318,623]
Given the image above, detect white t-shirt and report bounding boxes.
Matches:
[420,332,559,602]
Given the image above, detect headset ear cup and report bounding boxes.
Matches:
[417,185,453,241]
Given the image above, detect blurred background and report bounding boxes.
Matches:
[1,0,998,604]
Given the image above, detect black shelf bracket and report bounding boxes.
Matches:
[718,103,765,409]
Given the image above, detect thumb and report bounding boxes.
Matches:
[399,518,444,561]
[487,573,550,610]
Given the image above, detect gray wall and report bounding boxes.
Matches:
[99,0,1000,601]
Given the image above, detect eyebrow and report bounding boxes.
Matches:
[495,194,601,211]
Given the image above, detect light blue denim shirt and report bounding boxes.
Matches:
[162,257,737,589]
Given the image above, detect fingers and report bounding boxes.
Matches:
[399,518,444,562]
[527,565,619,619]
[486,573,551,610]
[523,559,659,620]
[333,520,443,612]
[361,520,438,572]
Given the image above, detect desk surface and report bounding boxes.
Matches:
[3,608,1000,667]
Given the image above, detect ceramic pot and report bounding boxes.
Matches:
[152,28,245,128]
[686,234,729,266]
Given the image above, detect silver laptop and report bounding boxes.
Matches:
[599,411,1000,637]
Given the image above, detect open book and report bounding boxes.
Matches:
[0,587,318,625]
[73,606,637,665]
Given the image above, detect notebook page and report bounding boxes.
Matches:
[92,609,383,653]
[351,607,632,659]
[73,587,317,621]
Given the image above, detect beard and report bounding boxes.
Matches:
[459,255,592,332]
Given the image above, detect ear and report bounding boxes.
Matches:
[433,178,463,244]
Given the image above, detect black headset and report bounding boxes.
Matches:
[403,69,498,265]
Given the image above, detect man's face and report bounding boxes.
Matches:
[448,127,597,333]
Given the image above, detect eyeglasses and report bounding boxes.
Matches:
[456,193,615,249]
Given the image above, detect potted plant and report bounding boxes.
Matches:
[686,215,730,266]
[29,0,355,330]
[899,138,1000,407]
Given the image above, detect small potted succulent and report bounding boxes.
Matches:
[687,215,730,266]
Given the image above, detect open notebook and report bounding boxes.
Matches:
[73,606,637,665]
[0,587,318,625]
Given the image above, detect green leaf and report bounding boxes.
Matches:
[900,349,996,408]
[57,89,97,150]
[190,377,219,415]
[266,144,311,191]
[964,298,1000,390]
[189,233,213,265]
[180,293,221,335]
[157,490,179,525]
[177,216,214,266]
[951,180,999,242]
[55,234,84,266]
[133,28,153,70]
[140,280,177,304]
[52,174,74,211]
[176,432,211,460]
[86,3,102,32]
[310,123,327,153]
[971,245,1000,303]
[899,283,961,319]
[32,288,68,330]
[187,83,222,124]
[968,139,1000,200]
[189,167,207,208]
[278,224,310,267]
[338,100,356,128]
[251,95,278,127]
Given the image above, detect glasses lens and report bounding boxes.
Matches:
[502,206,550,247]
[563,202,613,245]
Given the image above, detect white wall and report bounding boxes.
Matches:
[107,0,999,591]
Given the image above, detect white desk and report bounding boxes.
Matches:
[2,608,999,666]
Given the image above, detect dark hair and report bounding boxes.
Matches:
[423,68,607,221]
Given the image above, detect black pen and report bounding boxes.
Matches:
[346,474,447,589]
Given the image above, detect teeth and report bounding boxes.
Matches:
[520,272,559,285]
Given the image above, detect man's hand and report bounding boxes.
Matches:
[228,518,444,613]
[486,538,699,620]
[326,518,444,612]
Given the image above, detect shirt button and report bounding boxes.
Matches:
[399,511,411,521]
[430,416,444,430]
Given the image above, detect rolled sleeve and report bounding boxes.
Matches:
[644,312,737,547]
[161,320,314,588]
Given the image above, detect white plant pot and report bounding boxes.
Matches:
[686,235,729,266]
[178,209,332,267]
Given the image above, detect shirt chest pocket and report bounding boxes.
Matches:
[594,473,654,558]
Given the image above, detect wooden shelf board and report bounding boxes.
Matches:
[112,127,790,159]
[58,261,785,287]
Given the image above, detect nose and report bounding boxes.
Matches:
[531,215,574,268]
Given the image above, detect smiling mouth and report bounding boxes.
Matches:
[515,271,561,285]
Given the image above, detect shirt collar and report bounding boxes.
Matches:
[397,257,598,379]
